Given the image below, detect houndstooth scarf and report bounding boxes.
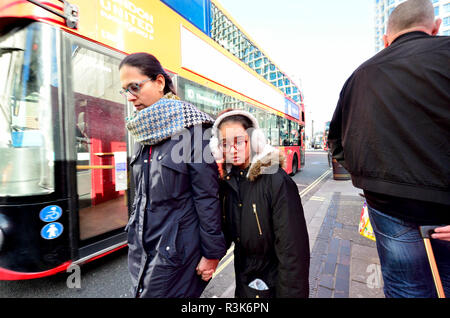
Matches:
[126,93,214,145]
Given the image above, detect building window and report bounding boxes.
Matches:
[444,17,450,27]
[209,2,303,110]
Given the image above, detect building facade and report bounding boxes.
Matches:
[374,0,450,52]
[210,2,303,104]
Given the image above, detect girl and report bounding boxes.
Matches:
[210,109,310,298]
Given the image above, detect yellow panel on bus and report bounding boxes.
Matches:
[0,0,194,72]
[73,0,185,72]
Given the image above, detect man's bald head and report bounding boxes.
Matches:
[384,0,441,47]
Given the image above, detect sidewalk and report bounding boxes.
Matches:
[304,173,385,298]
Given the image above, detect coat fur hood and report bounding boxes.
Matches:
[247,145,286,181]
[220,144,286,182]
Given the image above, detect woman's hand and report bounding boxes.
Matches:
[431,225,450,241]
[196,257,219,281]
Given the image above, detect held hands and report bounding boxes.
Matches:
[431,225,450,242]
[196,257,220,282]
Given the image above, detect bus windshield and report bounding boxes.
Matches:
[0,23,59,196]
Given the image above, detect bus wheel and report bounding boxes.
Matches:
[290,154,298,176]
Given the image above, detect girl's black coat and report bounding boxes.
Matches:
[220,149,310,298]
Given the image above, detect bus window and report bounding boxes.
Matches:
[269,114,279,146]
[0,23,59,196]
[177,77,246,117]
[255,109,268,142]
[279,117,290,146]
[177,77,224,117]
[71,45,128,241]
[244,103,253,114]
[291,122,300,146]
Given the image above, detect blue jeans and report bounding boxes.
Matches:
[368,205,450,298]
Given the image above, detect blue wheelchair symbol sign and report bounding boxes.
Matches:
[41,222,64,240]
[39,205,62,222]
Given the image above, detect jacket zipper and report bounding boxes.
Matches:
[222,195,227,223]
[252,203,263,236]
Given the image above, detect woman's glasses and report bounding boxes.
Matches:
[120,78,152,97]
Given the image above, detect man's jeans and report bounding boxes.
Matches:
[368,205,450,298]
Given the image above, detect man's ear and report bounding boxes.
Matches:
[383,34,390,48]
[431,18,442,36]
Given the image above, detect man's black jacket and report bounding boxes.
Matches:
[328,32,450,215]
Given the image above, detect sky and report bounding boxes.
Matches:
[217,0,375,137]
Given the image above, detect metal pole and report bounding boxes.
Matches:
[423,238,446,298]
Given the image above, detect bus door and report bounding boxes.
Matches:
[300,126,305,167]
[66,35,130,257]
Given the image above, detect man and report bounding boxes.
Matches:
[328,0,449,298]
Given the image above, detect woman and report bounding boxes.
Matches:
[209,109,310,298]
[120,53,226,298]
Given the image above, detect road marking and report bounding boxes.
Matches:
[299,168,331,198]
[310,196,326,201]
[212,168,332,280]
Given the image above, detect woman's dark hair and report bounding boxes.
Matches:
[119,52,175,95]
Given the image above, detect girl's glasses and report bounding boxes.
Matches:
[219,138,248,152]
[120,78,152,97]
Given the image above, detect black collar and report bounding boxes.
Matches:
[391,31,431,46]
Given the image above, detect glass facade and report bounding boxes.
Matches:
[374,0,450,52]
[209,3,303,104]
[0,23,59,196]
